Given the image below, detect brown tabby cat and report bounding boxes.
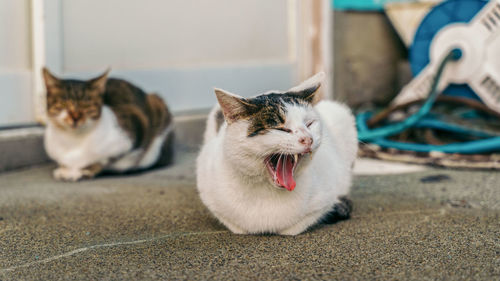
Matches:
[42,68,174,181]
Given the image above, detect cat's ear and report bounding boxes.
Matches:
[42,67,61,93]
[287,72,325,105]
[88,68,110,93]
[214,88,255,124]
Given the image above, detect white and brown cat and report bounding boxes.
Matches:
[196,72,357,235]
[43,68,174,181]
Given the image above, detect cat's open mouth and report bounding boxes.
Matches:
[265,153,307,191]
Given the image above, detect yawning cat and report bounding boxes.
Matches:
[43,68,174,181]
[196,72,357,235]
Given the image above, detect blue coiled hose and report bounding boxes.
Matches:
[356,48,500,154]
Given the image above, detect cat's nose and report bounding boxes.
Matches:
[299,136,313,147]
[69,111,81,121]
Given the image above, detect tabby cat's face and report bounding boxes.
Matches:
[43,68,108,130]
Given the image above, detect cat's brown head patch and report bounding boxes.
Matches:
[42,68,109,128]
[244,93,289,137]
[215,84,321,137]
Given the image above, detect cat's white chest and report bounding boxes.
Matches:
[44,106,133,169]
[217,177,314,231]
[198,139,344,235]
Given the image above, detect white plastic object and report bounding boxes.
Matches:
[392,0,500,114]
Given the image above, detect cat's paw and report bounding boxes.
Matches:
[219,219,247,234]
[320,196,353,224]
[279,226,306,236]
[81,163,103,178]
[280,212,324,235]
[53,167,84,182]
[227,227,247,235]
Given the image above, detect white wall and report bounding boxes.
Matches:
[0,0,31,71]
[62,0,290,71]
[0,0,324,126]
[51,0,297,113]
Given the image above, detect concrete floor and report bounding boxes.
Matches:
[0,152,499,280]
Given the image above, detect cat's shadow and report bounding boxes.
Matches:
[97,168,157,179]
[205,216,353,237]
[82,162,172,181]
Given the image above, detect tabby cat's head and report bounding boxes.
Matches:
[42,68,109,130]
[215,72,325,191]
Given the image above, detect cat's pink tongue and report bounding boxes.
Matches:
[276,155,296,191]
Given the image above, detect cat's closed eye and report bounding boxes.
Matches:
[276,127,292,133]
[78,100,94,107]
[84,107,99,116]
[306,120,315,128]
[51,102,65,110]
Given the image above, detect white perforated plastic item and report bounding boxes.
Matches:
[393,0,500,114]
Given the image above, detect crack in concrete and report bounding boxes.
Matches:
[0,230,228,273]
